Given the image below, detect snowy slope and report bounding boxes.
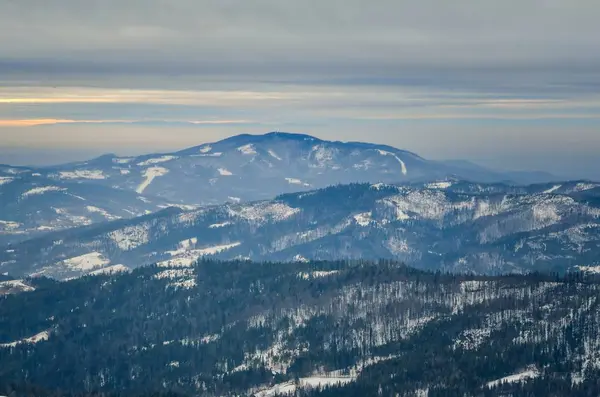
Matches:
[3,180,600,279]
[0,173,186,244]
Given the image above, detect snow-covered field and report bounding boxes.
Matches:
[59,252,110,272]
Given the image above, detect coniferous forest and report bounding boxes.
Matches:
[2,259,600,396]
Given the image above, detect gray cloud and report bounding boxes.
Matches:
[2,0,599,87]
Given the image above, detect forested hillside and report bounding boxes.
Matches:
[2,259,600,396]
[4,180,600,279]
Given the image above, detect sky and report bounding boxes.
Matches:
[1,0,599,179]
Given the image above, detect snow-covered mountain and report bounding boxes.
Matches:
[3,131,556,205]
[0,170,190,244]
[0,132,558,243]
[3,180,600,279]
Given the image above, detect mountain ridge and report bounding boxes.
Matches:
[3,179,600,279]
[1,131,563,243]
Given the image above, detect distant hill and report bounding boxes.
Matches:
[0,132,559,243]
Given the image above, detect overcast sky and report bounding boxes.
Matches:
[1,0,599,179]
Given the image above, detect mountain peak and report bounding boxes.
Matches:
[218,131,322,144]
[263,131,322,141]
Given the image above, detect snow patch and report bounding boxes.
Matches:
[253,376,355,397]
[199,145,212,153]
[268,149,282,161]
[89,264,129,275]
[0,220,21,231]
[59,170,105,180]
[543,185,562,194]
[120,169,130,175]
[376,149,408,175]
[137,155,178,166]
[371,183,395,191]
[218,168,233,176]
[86,206,118,220]
[293,254,309,263]
[227,202,300,224]
[154,268,194,280]
[158,242,241,267]
[22,186,65,198]
[209,222,231,228]
[285,177,310,187]
[576,265,600,274]
[113,157,133,164]
[60,252,110,272]
[166,237,199,256]
[0,279,35,293]
[108,224,150,251]
[0,330,50,348]
[486,367,539,388]
[297,271,339,280]
[136,166,169,194]
[426,181,453,189]
[0,177,14,185]
[385,237,411,254]
[310,144,336,168]
[154,269,196,289]
[572,183,598,192]
[238,144,257,155]
[353,212,373,226]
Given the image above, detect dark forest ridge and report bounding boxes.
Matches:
[1,259,599,396]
